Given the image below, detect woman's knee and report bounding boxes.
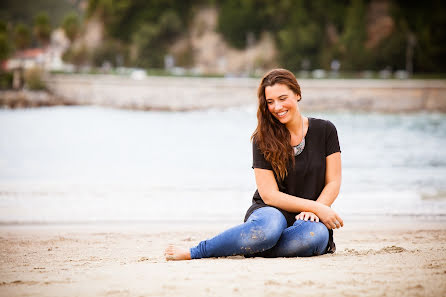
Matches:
[287,221,329,256]
[303,221,329,254]
[251,207,287,233]
[243,207,287,250]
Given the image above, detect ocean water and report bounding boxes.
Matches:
[0,106,445,224]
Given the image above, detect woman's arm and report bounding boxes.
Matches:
[296,152,342,223]
[317,152,342,206]
[254,167,343,229]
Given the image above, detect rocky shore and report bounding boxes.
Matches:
[0,90,74,109]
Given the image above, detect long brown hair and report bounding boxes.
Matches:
[251,69,302,180]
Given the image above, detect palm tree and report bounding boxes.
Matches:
[34,12,51,47]
[14,23,31,50]
[62,12,80,43]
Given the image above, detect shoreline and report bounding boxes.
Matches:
[1,213,445,229]
[0,213,445,226]
[45,75,446,112]
[1,75,445,112]
[0,90,72,109]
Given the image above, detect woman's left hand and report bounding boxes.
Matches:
[296,212,320,222]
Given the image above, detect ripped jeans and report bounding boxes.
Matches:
[190,206,329,259]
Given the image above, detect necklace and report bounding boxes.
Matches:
[293,117,306,156]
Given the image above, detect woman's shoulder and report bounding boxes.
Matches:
[309,117,337,131]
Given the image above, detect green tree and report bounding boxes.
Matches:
[0,20,11,61]
[14,23,31,50]
[339,0,368,71]
[130,9,183,68]
[62,12,80,42]
[91,40,127,67]
[86,0,195,68]
[0,21,7,34]
[216,0,348,71]
[34,12,52,47]
[0,33,10,61]
[393,0,446,73]
[277,1,323,71]
[131,23,165,68]
[88,0,194,42]
[62,45,90,68]
[276,0,348,71]
[217,0,266,49]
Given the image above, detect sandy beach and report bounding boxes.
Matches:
[1,219,445,297]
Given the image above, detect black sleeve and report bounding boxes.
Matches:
[325,120,341,157]
[252,139,273,170]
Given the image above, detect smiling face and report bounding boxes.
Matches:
[265,83,301,125]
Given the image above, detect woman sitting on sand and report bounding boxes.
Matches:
[165,68,343,260]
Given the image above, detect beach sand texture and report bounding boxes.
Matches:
[1,221,445,297]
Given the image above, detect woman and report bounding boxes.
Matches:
[165,68,343,260]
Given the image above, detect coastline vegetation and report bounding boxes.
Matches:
[0,0,445,79]
[82,0,446,75]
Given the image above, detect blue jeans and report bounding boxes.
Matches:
[190,207,329,259]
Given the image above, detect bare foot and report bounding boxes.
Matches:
[164,244,192,261]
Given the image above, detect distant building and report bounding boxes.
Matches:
[5,48,45,70]
[5,28,72,72]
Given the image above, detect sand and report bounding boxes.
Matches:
[1,219,445,297]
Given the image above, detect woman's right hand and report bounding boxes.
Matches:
[314,203,343,229]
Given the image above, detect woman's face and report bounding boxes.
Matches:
[265,83,301,125]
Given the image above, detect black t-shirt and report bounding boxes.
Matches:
[244,117,341,253]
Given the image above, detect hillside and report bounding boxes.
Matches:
[0,0,83,27]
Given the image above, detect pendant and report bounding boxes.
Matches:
[293,138,305,156]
